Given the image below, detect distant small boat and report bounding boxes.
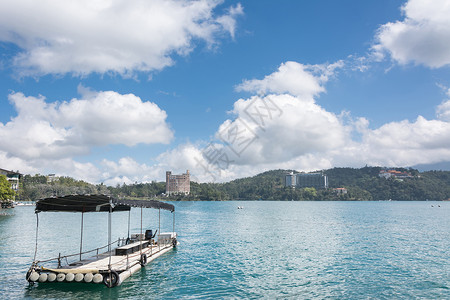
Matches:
[1,201,14,209]
[14,202,35,206]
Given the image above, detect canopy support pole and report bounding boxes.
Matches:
[158,208,161,251]
[140,207,143,254]
[108,201,112,270]
[127,209,131,240]
[79,211,84,261]
[33,212,39,263]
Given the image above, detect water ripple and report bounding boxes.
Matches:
[1,202,449,299]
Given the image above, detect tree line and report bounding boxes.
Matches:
[14,167,450,201]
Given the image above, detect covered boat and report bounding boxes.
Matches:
[26,194,178,287]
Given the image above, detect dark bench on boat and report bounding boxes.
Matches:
[115,240,150,256]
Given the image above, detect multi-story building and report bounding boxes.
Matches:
[166,170,190,195]
[333,187,348,195]
[0,168,21,192]
[296,172,328,189]
[47,174,57,183]
[285,172,328,189]
[379,169,413,180]
[285,172,296,187]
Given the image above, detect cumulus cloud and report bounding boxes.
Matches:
[157,143,204,171]
[356,116,450,167]
[4,58,450,184]
[0,0,243,77]
[143,61,346,181]
[436,100,450,122]
[373,0,450,68]
[0,149,104,183]
[0,86,173,184]
[0,151,37,175]
[60,89,173,147]
[159,60,450,182]
[235,61,343,99]
[0,89,173,160]
[147,66,349,181]
[44,159,103,184]
[100,157,164,186]
[216,94,348,165]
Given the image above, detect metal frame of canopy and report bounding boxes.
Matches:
[27,194,176,287]
[35,194,175,213]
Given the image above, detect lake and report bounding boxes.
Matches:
[1,201,449,299]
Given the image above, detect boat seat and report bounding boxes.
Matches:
[115,240,150,256]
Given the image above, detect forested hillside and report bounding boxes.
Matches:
[197,167,450,200]
[327,167,450,200]
[17,167,450,201]
[18,174,109,201]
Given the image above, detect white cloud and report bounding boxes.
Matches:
[60,90,173,147]
[157,143,204,171]
[0,0,243,77]
[146,89,352,183]
[0,89,173,160]
[217,94,348,165]
[156,60,450,182]
[0,150,102,183]
[100,157,163,186]
[235,61,343,99]
[144,74,352,182]
[44,159,103,184]
[373,0,450,68]
[436,100,450,122]
[357,116,450,166]
[4,58,450,185]
[0,151,37,175]
[216,3,244,40]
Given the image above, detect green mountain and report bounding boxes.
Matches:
[326,167,450,200]
[188,167,450,201]
[18,167,450,201]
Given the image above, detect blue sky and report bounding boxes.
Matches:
[1,0,450,185]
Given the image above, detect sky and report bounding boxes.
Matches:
[1,0,450,185]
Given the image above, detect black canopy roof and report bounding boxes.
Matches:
[35,194,175,213]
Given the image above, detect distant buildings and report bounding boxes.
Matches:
[285,172,328,189]
[166,170,190,195]
[297,172,328,189]
[47,174,57,184]
[285,172,296,187]
[0,168,21,192]
[379,169,413,180]
[333,187,348,195]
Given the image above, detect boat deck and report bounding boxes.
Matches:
[63,242,171,272]
[29,234,177,286]
[41,239,174,274]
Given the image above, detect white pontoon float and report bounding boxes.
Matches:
[26,194,178,288]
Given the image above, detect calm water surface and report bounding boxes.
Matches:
[0,201,449,299]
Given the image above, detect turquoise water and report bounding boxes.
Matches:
[1,201,449,299]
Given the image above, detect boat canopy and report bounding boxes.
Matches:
[35,194,175,213]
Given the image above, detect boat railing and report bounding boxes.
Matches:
[35,238,121,266]
[34,235,173,266]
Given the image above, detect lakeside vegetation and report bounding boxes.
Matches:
[13,167,450,201]
[0,175,16,207]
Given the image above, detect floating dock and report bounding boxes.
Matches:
[26,195,177,287]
